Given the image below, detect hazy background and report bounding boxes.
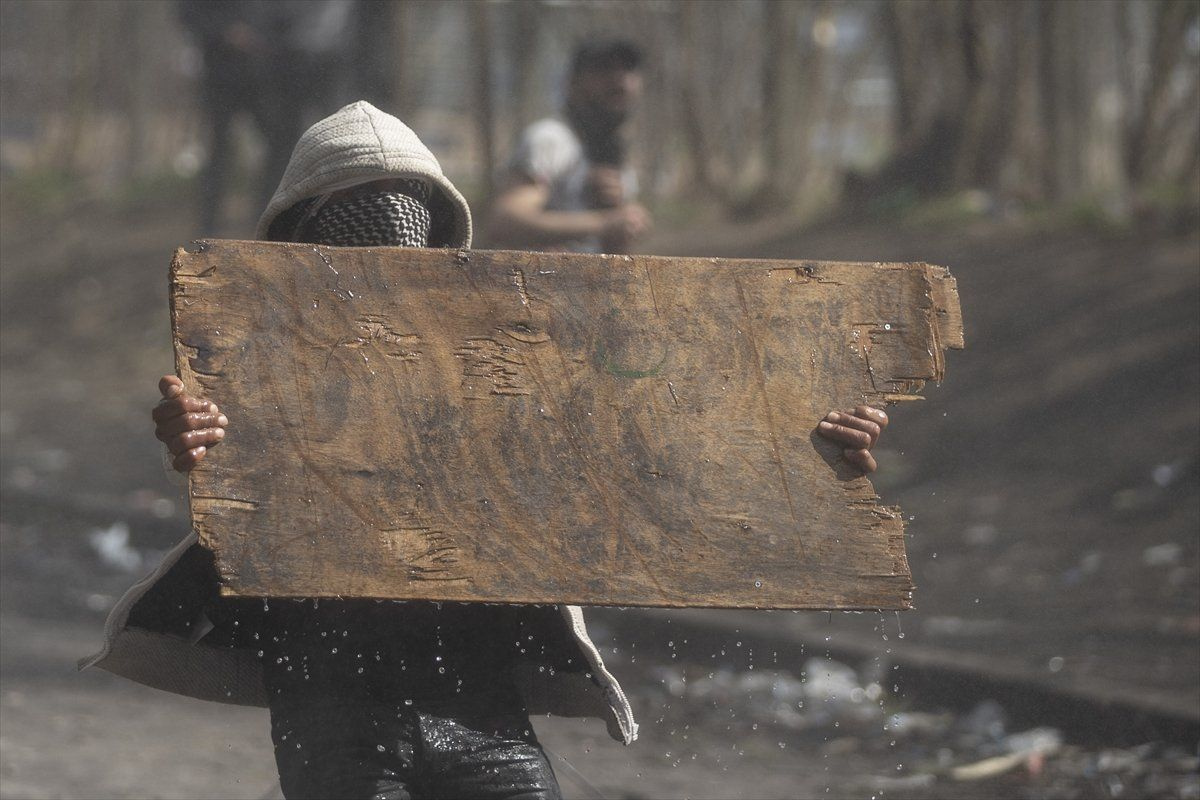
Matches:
[1,1,1197,798]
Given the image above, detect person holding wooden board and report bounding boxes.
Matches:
[83,101,889,799]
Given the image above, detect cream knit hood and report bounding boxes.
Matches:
[255,101,473,248]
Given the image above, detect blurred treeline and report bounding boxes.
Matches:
[1,0,1197,226]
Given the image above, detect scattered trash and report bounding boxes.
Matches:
[1151,462,1179,488]
[648,657,886,732]
[1003,727,1063,756]
[951,751,1027,781]
[800,657,860,702]
[960,699,1007,741]
[87,522,141,572]
[1142,543,1182,567]
[644,653,1194,798]
[950,728,1061,781]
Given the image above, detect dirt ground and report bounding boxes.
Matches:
[1,199,1197,799]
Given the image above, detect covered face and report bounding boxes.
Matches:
[257,101,472,248]
[273,178,433,247]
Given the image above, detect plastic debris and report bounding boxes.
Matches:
[1142,543,1182,567]
[87,522,141,572]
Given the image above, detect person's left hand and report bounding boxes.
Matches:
[816,405,888,473]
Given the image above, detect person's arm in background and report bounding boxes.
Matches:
[488,119,650,252]
[489,177,649,251]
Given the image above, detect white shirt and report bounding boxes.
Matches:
[507,118,637,253]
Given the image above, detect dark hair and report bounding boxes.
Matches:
[569,38,643,79]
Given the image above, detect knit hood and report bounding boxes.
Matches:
[256,101,472,248]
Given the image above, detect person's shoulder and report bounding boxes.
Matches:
[509,117,583,182]
[520,117,580,149]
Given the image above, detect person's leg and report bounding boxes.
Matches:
[418,709,562,800]
[269,696,419,800]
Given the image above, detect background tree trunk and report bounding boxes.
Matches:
[510,0,542,133]
[677,1,722,198]
[1125,0,1199,191]
[470,3,497,202]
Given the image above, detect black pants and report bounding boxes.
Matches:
[269,687,562,800]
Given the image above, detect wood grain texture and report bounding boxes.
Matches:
[171,241,963,609]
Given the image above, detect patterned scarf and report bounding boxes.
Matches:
[296,179,432,247]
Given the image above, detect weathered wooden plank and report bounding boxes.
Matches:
[171,241,963,609]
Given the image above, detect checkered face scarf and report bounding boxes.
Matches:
[303,179,431,247]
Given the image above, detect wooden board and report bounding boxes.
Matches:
[171,241,963,609]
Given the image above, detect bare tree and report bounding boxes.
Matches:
[677,0,724,198]
[761,0,805,205]
[470,1,497,201]
[510,0,543,133]
[1125,0,1199,191]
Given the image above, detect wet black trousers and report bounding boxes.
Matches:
[268,688,563,800]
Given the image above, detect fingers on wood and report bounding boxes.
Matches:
[168,427,225,455]
[844,448,877,473]
[159,375,183,399]
[152,395,213,423]
[173,446,207,472]
[158,412,227,440]
[829,411,882,445]
[820,420,874,449]
[855,404,888,429]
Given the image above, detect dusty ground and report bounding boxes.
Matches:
[1,198,1197,799]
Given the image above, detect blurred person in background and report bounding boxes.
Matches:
[490,39,652,254]
[178,0,353,234]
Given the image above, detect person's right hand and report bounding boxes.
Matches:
[601,203,652,252]
[587,166,626,208]
[152,375,227,472]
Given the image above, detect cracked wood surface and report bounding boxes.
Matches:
[171,241,963,609]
